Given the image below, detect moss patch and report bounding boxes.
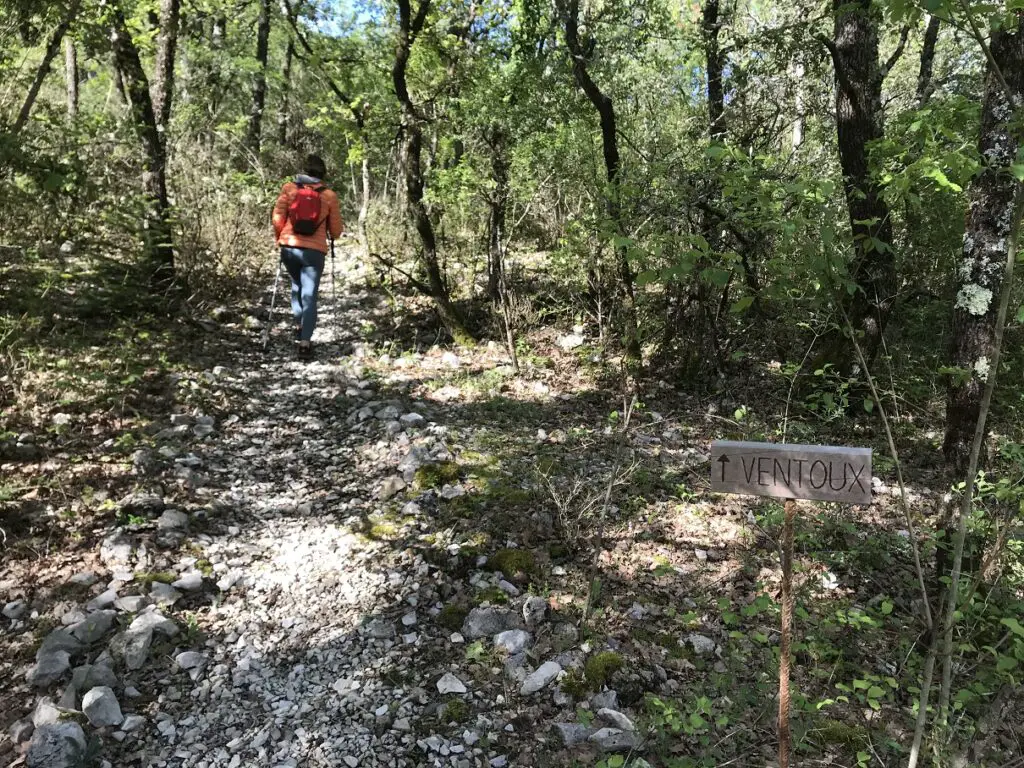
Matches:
[368,520,401,539]
[487,548,536,580]
[438,604,469,631]
[442,699,470,723]
[816,719,870,748]
[414,461,460,490]
[548,542,570,562]
[136,571,177,586]
[585,651,624,689]
[476,586,510,605]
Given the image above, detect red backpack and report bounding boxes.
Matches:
[287,183,325,235]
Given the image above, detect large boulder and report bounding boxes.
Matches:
[26,722,87,768]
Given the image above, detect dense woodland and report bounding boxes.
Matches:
[2,0,1024,766]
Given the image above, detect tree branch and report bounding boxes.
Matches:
[817,34,860,111]
[282,4,369,127]
[368,248,433,295]
[956,0,1022,110]
[410,0,431,40]
[883,22,913,78]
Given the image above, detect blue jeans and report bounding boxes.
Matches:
[280,247,325,342]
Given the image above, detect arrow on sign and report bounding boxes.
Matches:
[717,454,730,482]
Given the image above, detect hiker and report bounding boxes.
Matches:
[272,154,344,360]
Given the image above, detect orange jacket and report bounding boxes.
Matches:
[272,178,344,253]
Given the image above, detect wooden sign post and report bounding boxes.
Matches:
[710,440,872,768]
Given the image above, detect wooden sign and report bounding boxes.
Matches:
[710,440,872,505]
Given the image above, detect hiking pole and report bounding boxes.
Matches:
[261,257,283,351]
[330,235,339,339]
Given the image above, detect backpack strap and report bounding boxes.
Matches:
[309,184,328,231]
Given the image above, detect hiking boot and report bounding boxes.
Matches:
[294,323,302,340]
[297,343,313,361]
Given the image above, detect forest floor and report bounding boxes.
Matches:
[1,245,1022,768]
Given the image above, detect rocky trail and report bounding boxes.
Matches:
[3,248,946,768]
[5,248,710,768]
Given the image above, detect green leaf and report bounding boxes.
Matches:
[701,267,732,287]
[925,165,963,192]
[867,685,886,700]
[1001,617,1024,637]
[881,599,892,614]
[636,269,659,287]
[689,712,708,729]
[1009,164,1024,182]
[864,398,875,414]
[465,640,486,660]
[43,173,65,192]
[996,655,1018,673]
[730,296,754,314]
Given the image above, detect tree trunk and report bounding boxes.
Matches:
[278,38,294,145]
[12,0,79,133]
[245,0,271,156]
[112,58,128,105]
[703,0,726,142]
[65,38,78,120]
[359,142,370,244]
[392,0,473,342]
[917,15,941,106]
[943,18,1024,475]
[406,122,472,341]
[486,126,509,302]
[701,0,729,371]
[560,0,641,361]
[822,0,896,371]
[151,0,181,137]
[110,3,175,282]
[792,58,804,150]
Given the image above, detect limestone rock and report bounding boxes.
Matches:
[129,609,178,637]
[27,722,87,768]
[462,607,521,640]
[70,610,116,644]
[494,629,532,655]
[589,727,641,752]
[172,572,203,591]
[3,599,28,620]
[378,475,407,500]
[520,661,561,695]
[522,596,547,627]
[109,630,152,671]
[83,686,123,727]
[437,673,467,694]
[597,708,636,731]
[552,722,590,747]
[28,651,71,687]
